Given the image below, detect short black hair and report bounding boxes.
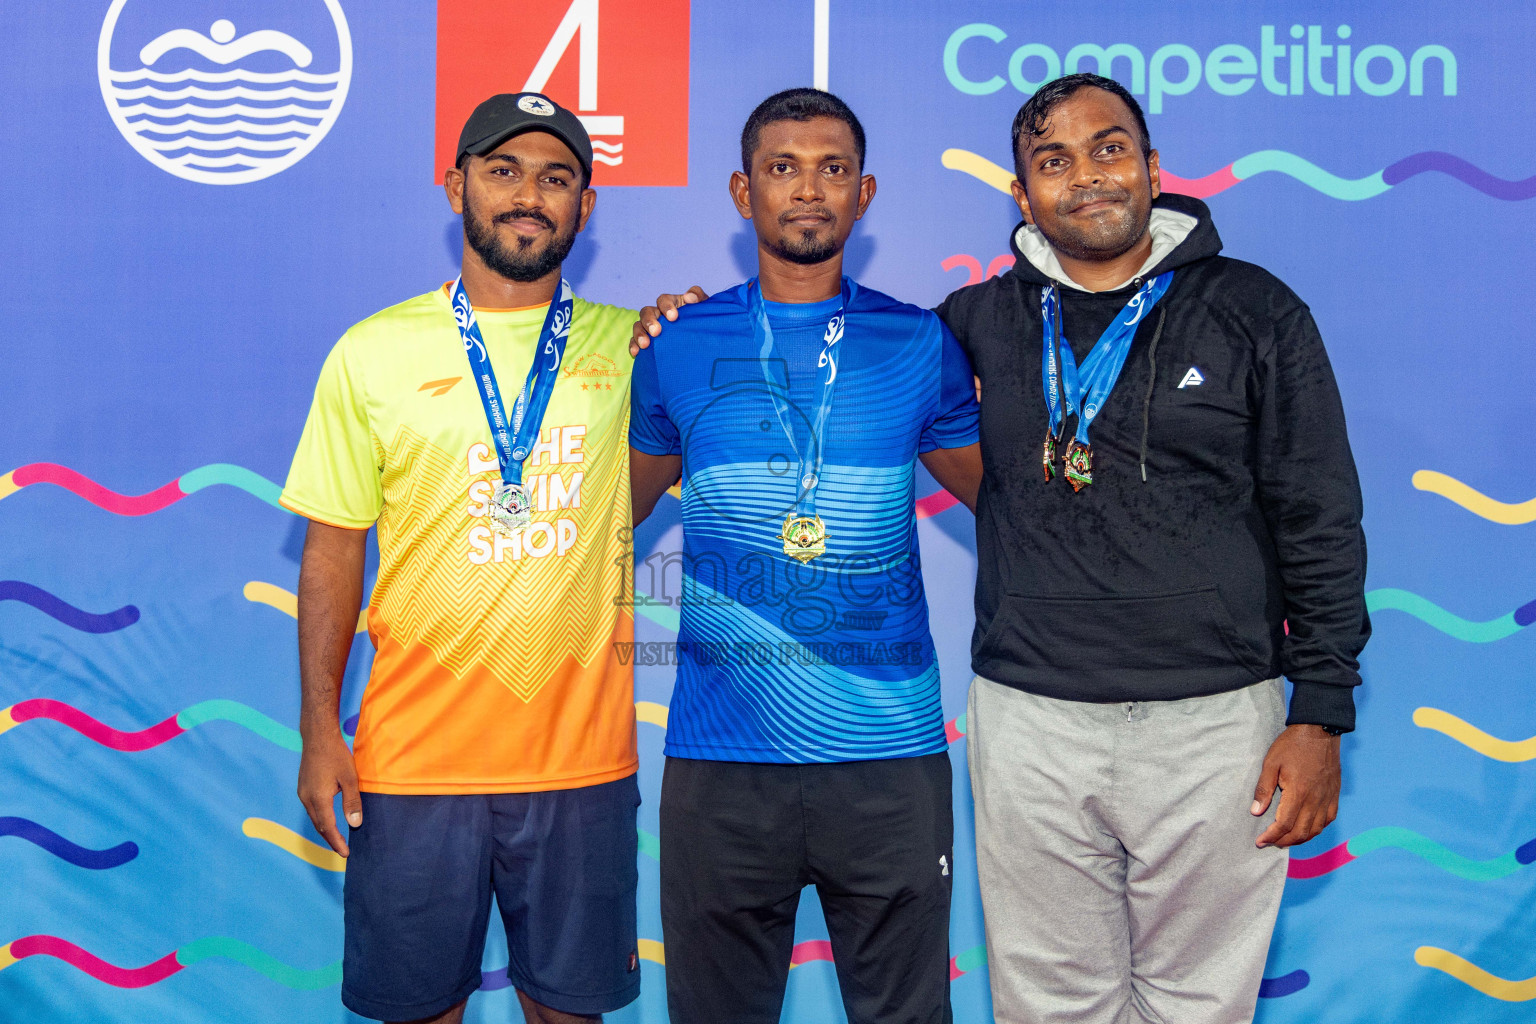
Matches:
[1011,73,1151,183]
[740,88,866,175]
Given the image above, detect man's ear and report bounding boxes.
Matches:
[576,186,597,232]
[445,165,466,215]
[1147,149,1162,201]
[729,170,753,220]
[1010,177,1034,226]
[854,173,877,220]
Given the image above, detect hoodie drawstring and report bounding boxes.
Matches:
[1139,305,1168,483]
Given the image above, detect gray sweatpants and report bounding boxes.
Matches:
[967,675,1289,1024]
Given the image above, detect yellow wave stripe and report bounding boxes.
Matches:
[0,471,18,502]
[666,482,681,499]
[635,701,669,730]
[638,938,665,967]
[0,942,16,972]
[1413,708,1536,763]
[941,148,1015,194]
[1412,470,1536,525]
[243,581,367,634]
[0,706,17,738]
[1416,947,1536,1001]
[242,817,346,873]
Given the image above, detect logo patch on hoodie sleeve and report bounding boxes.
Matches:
[1177,367,1205,389]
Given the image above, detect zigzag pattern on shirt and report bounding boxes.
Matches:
[371,422,628,702]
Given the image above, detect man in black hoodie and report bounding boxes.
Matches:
[937,74,1368,1024]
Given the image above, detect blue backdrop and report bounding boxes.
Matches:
[3,2,1533,1021]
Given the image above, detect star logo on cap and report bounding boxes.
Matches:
[517,95,556,117]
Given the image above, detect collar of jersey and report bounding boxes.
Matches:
[760,291,843,321]
[436,283,554,325]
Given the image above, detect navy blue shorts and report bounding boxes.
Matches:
[341,775,641,1021]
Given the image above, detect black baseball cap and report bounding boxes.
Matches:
[455,92,594,179]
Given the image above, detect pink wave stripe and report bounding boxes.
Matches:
[10,699,184,751]
[1160,165,1241,200]
[790,940,835,966]
[945,718,965,744]
[1287,841,1355,879]
[10,463,185,516]
[9,935,183,988]
[949,958,965,981]
[916,491,959,519]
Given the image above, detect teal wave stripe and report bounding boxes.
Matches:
[176,937,341,990]
[1230,151,1391,201]
[176,699,302,752]
[634,589,680,633]
[639,828,660,861]
[1349,827,1526,881]
[1364,589,1522,643]
[178,464,284,508]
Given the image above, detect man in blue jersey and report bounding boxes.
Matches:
[629,89,982,1024]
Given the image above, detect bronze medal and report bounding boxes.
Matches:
[1064,441,1094,492]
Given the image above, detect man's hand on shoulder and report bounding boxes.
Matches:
[1251,724,1342,849]
[629,286,709,357]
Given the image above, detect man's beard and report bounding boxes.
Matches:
[462,187,578,283]
[1035,185,1150,263]
[764,206,841,265]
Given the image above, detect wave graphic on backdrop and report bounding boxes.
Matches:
[0,581,139,633]
[1413,708,1536,762]
[0,463,282,514]
[242,818,345,872]
[1288,826,1536,881]
[0,817,138,870]
[98,2,352,185]
[942,149,1536,202]
[1412,471,1536,525]
[0,698,301,753]
[0,935,339,990]
[1364,589,1535,642]
[1415,948,1536,1001]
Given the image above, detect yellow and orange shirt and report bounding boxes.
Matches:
[281,286,637,794]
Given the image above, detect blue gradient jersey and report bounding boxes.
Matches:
[630,279,979,763]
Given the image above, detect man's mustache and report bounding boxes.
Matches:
[1060,188,1132,214]
[780,205,837,226]
[495,207,557,230]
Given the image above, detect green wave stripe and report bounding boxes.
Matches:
[1364,589,1522,643]
[639,828,660,861]
[176,937,341,990]
[176,699,302,751]
[1348,826,1526,881]
[178,464,285,508]
[1230,151,1391,201]
[953,944,987,974]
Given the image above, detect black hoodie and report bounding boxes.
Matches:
[936,193,1369,731]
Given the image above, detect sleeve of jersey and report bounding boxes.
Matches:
[918,317,981,453]
[628,342,681,456]
[279,337,383,530]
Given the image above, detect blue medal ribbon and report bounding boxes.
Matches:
[748,277,854,522]
[452,275,573,496]
[1041,271,1173,449]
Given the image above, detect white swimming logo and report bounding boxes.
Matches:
[98,1,352,185]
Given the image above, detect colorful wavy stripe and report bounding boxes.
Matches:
[0,698,301,752]
[1416,948,1536,1001]
[1413,707,1536,763]
[0,463,282,515]
[244,581,368,635]
[1289,826,1536,881]
[0,816,138,869]
[1364,589,1535,642]
[0,935,339,990]
[942,148,1536,202]
[242,818,345,872]
[1412,471,1536,525]
[0,581,139,633]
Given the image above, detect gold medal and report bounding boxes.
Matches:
[1064,441,1094,492]
[780,514,827,563]
[1042,433,1057,482]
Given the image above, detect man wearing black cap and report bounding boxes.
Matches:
[284,93,641,1024]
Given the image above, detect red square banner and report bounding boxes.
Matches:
[436,0,690,186]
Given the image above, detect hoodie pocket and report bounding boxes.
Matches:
[976,585,1262,674]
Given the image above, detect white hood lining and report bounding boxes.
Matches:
[1012,208,1199,292]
